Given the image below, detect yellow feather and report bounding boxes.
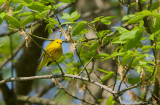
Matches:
[37,39,63,71]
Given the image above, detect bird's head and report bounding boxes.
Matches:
[54,39,62,48]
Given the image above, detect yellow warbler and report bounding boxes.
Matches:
[37,39,63,71]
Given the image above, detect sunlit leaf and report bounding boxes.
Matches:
[106,95,113,105]
[122,51,132,66]
[22,15,34,25]
[60,0,76,3]
[9,16,22,27]
[72,21,87,36]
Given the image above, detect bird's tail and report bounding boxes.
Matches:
[37,59,47,71]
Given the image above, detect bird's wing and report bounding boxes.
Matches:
[40,42,53,60]
[39,51,45,61]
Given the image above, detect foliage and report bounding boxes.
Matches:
[0,0,160,105]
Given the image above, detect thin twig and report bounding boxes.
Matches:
[60,86,94,105]
[86,87,97,102]
[9,34,14,91]
[117,68,129,91]
[0,40,25,71]
[113,57,118,91]
[78,52,98,76]
[118,59,133,92]
[76,49,90,81]
[17,95,57,105]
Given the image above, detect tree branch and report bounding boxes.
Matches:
[17,95,58,105]
[0,74,117,95]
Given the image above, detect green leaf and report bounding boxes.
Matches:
[101,18,111,25]
[100,53,109,57]
[149,34,154,41]
[139,20,144,27]
[98,99,103,102]
[106,96,113,105]
[0,12,6,19]
[113,27,129,34]
[132,55,145,67]
[53,3,63,10]
[98,30,110,38]
[89,41,99,51]
[135,66,142,73]
[45,18,58,33]
[61,21,76,25]
[71,11,80,20]
[122,14,135,21]
[12,0,23,3]
[101,16,117,25]
[112,29,137,44]
[127,15,145,24]
[97,68,110,74]
[16,3,24,11]
[17,12,34,17]
[12,10,22,15]
[151,17,160,33]
[60,0,76,3]
[90,16,103,24]
[152,29,160,37]
[102,52,125,61]
[48,18,58,25]
[65,52,74,58]
[23,0,33,3]
[128,74,140,85]
[122,52,132,66]
[47,27,53,34]
[112,38,126,44]
[102,16,117,20]
[27,2,46,12]
[139,61,148,66]
[40,0,55,4]
[61,13,71,20]
[38,10,49,19]
[102,37,110,45]
[0,13,6,24]
[9,16,22,27]
[141,45,153,51]
[124,29,143,50]
[22,15,34,25]
[102,72,114,82]
[140,10,152,15]
[72,21,87,36]
[120,30,137,40]
[156,45,160,50]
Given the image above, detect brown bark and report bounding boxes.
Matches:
[15,21,49,95]
[0,74,17,105]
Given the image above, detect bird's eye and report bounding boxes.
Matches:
[57,42,58,43]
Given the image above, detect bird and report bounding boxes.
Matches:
[37,39,63,71]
